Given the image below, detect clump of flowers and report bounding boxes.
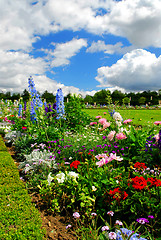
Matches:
[109,187,128,202]
[131,176,147,190]
[115,132,127,140]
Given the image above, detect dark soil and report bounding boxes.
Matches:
[5,142,77,240]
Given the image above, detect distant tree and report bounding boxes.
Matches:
[122,97,130,105]
[4,92,11,100]
[11,93,20,102]
[93,89,111,105]
[111,90,125,104]
[139,96,146,105]
[41,90,55,103]
[21,89,30,102]
[84,95,93,104]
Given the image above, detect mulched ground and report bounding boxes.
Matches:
[5,141,77,240]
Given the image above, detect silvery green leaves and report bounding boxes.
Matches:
[18,149,57,174]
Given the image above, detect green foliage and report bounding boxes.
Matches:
[65,94,93,131]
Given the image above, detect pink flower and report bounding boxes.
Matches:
[96,115,102,119]
[107,131,116,141]
[98,118,107,125]
[90,122,97,126]
[107,211,114,216]
[103,122,111,129]
[154,121,161,125]
[95,153,112,167]
[108,232,117,239]
[73,212,80,219]
[154,134,159,141]
[109,153,123,161]
[102,226,109,231]
[123,119,132,124]
[103,112,107,115]
[115,132,127,140]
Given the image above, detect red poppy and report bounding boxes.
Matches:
[70,160,80,169]
[22,126,27,130]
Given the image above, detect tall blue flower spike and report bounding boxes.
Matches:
[18,104,22,117]
[28,76,43,122]
[28,76,43,109]
[56,88,65,119]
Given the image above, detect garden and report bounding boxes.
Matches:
[0,76,161,240]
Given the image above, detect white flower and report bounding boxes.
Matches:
[47,172,54,185]
[92,186,97,191]
[68,171,79,180]
[56,172,65,183]
[113,112,123,122]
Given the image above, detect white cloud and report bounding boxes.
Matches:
[86,40,135,55]
[48,38,88,67]
[1,0,161,52]
[96,49,161,92]
[108,0,161,47]
[0,49,96,97]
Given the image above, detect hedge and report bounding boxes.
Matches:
[0,135,46,240]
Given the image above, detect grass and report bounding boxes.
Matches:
[82,108,161,126]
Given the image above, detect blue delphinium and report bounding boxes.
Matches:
[30,101,37,123]
[18,104,22,117]
[56,88,65,119]
[28,76,43,121]
[28,76,43,109]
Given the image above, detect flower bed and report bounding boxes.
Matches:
[1,77,161,239]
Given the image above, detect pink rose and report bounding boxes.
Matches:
[90,122,97,126]
[154,121,161,125]
[115,132,127,140]
[98,118,107,125]
[103,122,111,129]
[107,131,116,141]
[123,119,132,124]
[96,116,102,119]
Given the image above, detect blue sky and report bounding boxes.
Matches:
[1,0,161,97]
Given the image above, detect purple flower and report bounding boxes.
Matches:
[148,215,154,219]
[137,218,149,224]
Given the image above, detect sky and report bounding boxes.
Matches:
[1,0,161,97]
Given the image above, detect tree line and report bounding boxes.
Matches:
[0,89,161,106]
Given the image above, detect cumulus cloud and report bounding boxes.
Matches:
[0,49,95,97]
[1,0,161,51]
[45,38,88,67]
[96,49,161,92]
[1,0,161,96]
[86,40,135,55]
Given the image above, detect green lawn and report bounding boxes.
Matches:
[82,108,161,126]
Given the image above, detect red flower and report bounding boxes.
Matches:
[70,160,80,169]
[134,162,147,170]
[147,177,161,187]
[131,176,147,190]
[22,126,27,130]
[109,187,128,201]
